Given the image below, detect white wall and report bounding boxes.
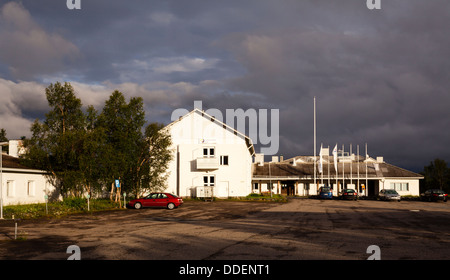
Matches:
[168,143,252,197]
[381,178,420,196]
[165,110,254,198]
[1,169,57,206]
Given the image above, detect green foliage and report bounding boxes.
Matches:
[22,82,173,199]
[3,199,122,220]
[23,82,86,197]
[0,128,8,154]
[61,197,86,209]
[245,193,287,202]
[421,158,450,193]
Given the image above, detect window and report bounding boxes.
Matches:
[27,181,35,197]
[7,181,15,197]
[389,182,409,191]
[402,183,409,191]
[203,147,215,158]
[203,175,215,186]
[220,155,229,166]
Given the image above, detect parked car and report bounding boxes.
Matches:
[340,189,358,200]
[420,189,448,202]
[319,186,333,199]
[127,193,183,209]
[378,189,401,201]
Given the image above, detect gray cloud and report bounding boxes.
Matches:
[0,2,80,80]
[0,0,449,172]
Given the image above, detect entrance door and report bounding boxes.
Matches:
[218,181,229,198]
[281,181,295,196]
[367,180,379,197]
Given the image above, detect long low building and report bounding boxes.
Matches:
[1,153,57,206]
[252,151,423,197]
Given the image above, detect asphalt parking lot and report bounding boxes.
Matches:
[1,198,450,260]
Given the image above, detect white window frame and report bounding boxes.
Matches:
[203,175,215,187]
[203,147,215,158]
[7,180,15,197]
[27,181,36,197]
[389,182,409,191]
[220,155,229,166]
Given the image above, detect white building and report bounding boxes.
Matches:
[164,109,255,198]
[252,151,423,197]
[1,141,57,206]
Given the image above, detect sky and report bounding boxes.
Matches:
[0,0,449,172]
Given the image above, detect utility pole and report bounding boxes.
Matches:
[0,142,9,219]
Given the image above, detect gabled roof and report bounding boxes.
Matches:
[165,108,256,156]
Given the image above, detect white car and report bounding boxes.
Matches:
[378,189,401,201]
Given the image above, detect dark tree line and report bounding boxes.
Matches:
[420,158,450,194]
[20,82,172,199]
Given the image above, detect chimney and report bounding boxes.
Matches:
[8,140,24,158]
[255,153,264,166]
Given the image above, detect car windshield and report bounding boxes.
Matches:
[385,190,398,194]
[320,187,331,192]
[432,189,445,194]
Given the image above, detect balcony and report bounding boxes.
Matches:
[196,157,219,170]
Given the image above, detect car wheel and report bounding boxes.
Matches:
[167,203,175,210]
[134,202,142,209]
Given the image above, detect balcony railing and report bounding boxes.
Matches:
[196,157,219,170]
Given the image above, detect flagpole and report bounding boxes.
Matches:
[357,144,360,193]
[342,144,344,193]
[320,143,323,185]
[334,144,338,195]
[350,143,353,188]
[365,143,368,197]
[328,145,330,187]
[314,97,317,193]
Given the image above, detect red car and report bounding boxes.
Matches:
[127,193,183,210]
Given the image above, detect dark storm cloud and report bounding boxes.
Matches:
[0,0,449,172]
[0,2,80,79]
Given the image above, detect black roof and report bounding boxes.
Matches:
[1,154,35,170]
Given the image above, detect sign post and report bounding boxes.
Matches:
[44,194,48,215]
[86,194,90,211]
[115,179,122,208]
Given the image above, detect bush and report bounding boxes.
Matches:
[245,193,287,202]
[3,198,123,220]
[246,193,263,198]
[61,197,86,210]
